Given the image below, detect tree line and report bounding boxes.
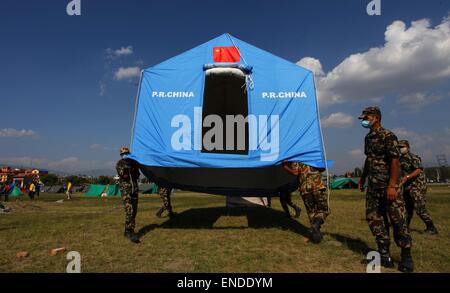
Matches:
[39,174,117,186]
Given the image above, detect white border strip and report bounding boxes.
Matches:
[130,70,144,151]
[312,73,331,212]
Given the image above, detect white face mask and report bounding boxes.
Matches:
[400,147,408,155]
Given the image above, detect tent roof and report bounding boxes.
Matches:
[331,177,359,189]
[85,184,121,196]
[9,186,23,197]
[129,33,328,169]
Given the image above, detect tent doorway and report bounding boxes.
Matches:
[202,67,249,155]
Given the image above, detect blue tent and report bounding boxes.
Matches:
[129,33,330,196]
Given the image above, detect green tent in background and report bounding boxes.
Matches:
[143,183,159,194]
[85,184,121,197]
[330,177,359,190]
[85,184,106,196]
[107,184,121,196]
[9,186,24,197]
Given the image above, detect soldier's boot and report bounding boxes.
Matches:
[377,243,395,268]
[124,229,140,244]
[168,210,176,219]
[167,195,176,219]
[293,204,301,218]
[398,248,414,273]
[156,207,165,218]
[424,221,438,235]
[310,218,323,244]
[406,216,412,233]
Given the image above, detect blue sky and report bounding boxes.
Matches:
[1,0,449,174]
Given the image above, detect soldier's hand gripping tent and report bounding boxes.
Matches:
[129,33,330,196]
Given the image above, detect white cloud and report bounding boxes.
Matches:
[0,128,37,138]
[90,144,107,150]
[114,66,141,80]
[348,149,364,159]
[114,46,133,56]
[392,128,417,138]
[334,127,450,173]
[0,157,47,167]
[300,16,450,106]
[106,46,134,59]
[48,157,111,173]
[297,57,324,77]
[47,157,81,170]
[99,82,106,96]
[89,144,114,151]
[391,127,434,150]
[391,127,450,165]
[397,92,442,111]
[321,112,354,128]
[348,149,364,157]
[329,148,366,175]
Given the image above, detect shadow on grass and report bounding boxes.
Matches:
[137,207,310,239]
[137,207,375,258]
[409,228,426,234]
[327,233,373,256]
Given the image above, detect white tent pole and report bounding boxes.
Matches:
[130,70,144,151]
[312,73,331,213]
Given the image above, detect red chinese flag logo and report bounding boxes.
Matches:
[213,46,240,62]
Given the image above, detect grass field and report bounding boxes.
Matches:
[1,186,449,273]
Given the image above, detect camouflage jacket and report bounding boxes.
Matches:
[116,158,140,194]
[363,127,400,189]
[289,162,326,194]
[400,152,427,190]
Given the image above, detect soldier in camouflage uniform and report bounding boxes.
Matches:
[398,140,438,234]
[116,147,140,244]
[283,160,329,243]
[358,106,413,272]
[156,186,176,219]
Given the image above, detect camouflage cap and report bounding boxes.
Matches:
[119,147,130,155]
[358,106,382,119]
[398,140,410,148]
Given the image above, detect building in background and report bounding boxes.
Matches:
[0,166,48,185]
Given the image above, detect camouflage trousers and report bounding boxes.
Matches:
[301,189,330,224]
[158,187,173,213]
[122,191,138,231]
[366,188,411,248]
[404,186,433,226]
